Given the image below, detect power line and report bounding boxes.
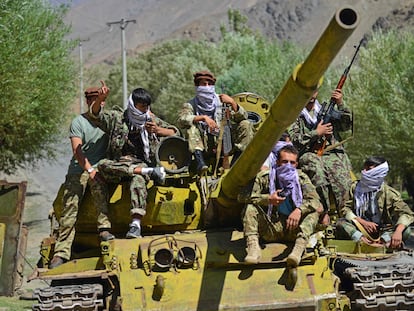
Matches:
[106,19,136,109]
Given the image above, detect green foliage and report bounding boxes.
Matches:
[106,31,303,124]
[0,0,77,174]
[345,30,414,180]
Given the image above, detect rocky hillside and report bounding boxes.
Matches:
[64,0,414,66]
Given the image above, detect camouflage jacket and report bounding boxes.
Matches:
[288,103,352,156]
[90,107,178,164]
[238,169,321,216]
[341,181,414,228]
[176,96,249,130]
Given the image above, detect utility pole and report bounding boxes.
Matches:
[79,38,89,113]
[107,18,136,109]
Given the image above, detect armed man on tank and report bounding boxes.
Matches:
[239,144,322,268]
[49,81,113,269]
[288,87,353,225]
[336,156,414,249]
[177,70,254,174]
[89,86,178,239]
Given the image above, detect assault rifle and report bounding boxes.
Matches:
[214,84,232,176]
[315,38,364,156]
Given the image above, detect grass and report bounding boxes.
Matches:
[0,296,34,311]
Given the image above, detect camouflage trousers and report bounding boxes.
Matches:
[54,171,110,261]
[299,151,352,214]
[98,158,148,217]
[242,204,319,242]
[336,218,412,243]
[186,119,253,153]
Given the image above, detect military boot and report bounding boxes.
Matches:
[244,235,261,264]
[286,237,307,268]
[194,150,208,174]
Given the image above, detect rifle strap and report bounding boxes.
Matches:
[213,118,226,177]
[351,218,381,242]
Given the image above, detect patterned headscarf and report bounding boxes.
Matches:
[195,85,220,118]
[126,94,151,161]
[354,161,389,219]
[300,99,322,127]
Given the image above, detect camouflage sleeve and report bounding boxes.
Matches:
[153,114,179,136]
[231,104,249,123]
[288,118,319,155]
[176,102,196,129]
[90,108,123,135]
[247,170,271,207]
[297,170,321,214]
[342,181,358,220]
[384,185,414,227]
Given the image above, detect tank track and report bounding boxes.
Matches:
[340,251,414,311]
[32,283,104,311]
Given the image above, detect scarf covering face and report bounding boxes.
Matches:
[126,94,151,161]
[267,163,302,217]
[300,99,322,127]
[195,85,220,119]
[267,141,293,216]
[354,161,389,220]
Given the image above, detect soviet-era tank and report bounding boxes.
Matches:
[30,6,414,311]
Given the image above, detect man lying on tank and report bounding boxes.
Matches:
[240,144,323,267]
[89,86,178,239]
[176,70,254,175]
[49,81,113,269]
[336,156,414,249]
[288,88,353,225]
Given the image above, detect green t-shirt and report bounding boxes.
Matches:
[67,114,109,174]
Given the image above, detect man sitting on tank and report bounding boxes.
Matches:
[240,144,323,267]
[176,70,254,175]
[336,156,414,248]
[89,87,178,239]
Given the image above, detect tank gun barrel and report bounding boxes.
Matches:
[218,6,359,206]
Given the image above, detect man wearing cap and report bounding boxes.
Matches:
[177,70,253,174]
[49,81,113,269]
[90,87,178,239]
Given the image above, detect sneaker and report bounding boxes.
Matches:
[150,167,166,185]
[49,256,67,269]
[99,230,115,241]
[126,225,142,239]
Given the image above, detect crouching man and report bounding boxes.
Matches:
[240,145,322,267]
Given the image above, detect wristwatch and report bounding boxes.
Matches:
[87,167,95,173]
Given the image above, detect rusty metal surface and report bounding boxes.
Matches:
[0,180,27,296]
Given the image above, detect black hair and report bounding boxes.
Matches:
[131,88,152,106]
[363,156,386,169]
[276,144,298,159]
[279,132,290,141]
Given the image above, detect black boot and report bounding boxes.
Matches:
[194,150,208,174]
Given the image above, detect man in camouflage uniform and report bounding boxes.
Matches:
[50,81,113,269]
[337,156,414,248]
[288,88,353,224]
[177,70,253,174]
[91,87,178,238]
[240,145,322,267]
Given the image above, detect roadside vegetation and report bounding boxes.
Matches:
[1,3,414,194]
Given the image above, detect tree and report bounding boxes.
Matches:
[0,0,77,174]
[105,24,304,124]
[344,30,414,191]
